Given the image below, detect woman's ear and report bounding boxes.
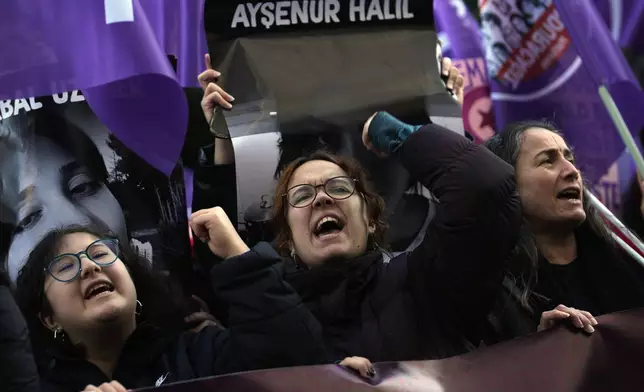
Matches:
[39,312,58,331]
[368,223,376,235]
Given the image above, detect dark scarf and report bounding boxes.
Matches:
[284,251,384,324]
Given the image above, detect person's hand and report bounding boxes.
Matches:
[538,304,598,333]
[339,356,376,378]
[198,53,235,125]
[441,56,465,105]
[361,113,388,158]
[636,173,644,218]
[185,295,222,332]
[189,207,249,259]
[82,381,127,392]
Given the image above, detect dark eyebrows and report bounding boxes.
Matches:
[534,147,575,161]
[60,161,83,179]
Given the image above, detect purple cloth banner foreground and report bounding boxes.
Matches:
[139,0,207,87]
[0,0,188,175]
[435,0,495,143]
[593,0,644,53]
[140,308,644,392]
[480,0,644,187]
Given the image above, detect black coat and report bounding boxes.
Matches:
[0,275,39,392]
[194,123,521,361]
[39,246,329,391]
[484,224,644,345]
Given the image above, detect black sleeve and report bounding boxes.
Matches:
[0,284,40,392]
[397,125,521,327]
[192,144,238,270]
[187,243,329,376]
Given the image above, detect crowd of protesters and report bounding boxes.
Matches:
[1,51,644,392]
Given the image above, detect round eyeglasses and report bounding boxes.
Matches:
[285,176,357,208]
[45,238,120,283]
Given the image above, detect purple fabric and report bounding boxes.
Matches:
[0,0,188,175]
[139,0,207,87]
[480,0,644,186]
[593,0,644,53]
[435,0,495,143]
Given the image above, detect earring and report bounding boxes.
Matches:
[290,247,296,259]
[53,326,63,340]
[135,300,143,316]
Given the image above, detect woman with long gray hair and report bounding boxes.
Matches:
[483,120,644,343]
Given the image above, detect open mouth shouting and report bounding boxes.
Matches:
[84,280,115,300]
[312,214,346,241]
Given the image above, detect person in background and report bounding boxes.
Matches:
[483,120,644,343]
[0,269,39,392]
[15,221,330,391]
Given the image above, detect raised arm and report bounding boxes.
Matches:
[187,208,329,376]
[367,112,521,327]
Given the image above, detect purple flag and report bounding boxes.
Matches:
[480,0,644,191]
[0,0,188,175]
[593,0,644,53]
[435,0,496,143]
[139,0,208,87]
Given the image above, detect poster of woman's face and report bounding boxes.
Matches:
[0,94,189,281]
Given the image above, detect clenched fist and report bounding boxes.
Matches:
[190,207,249,259]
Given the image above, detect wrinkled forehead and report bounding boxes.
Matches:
[55,232,101,255]
[288,160,348,188]
[519,128,569,157]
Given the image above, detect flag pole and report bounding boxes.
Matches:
[598,85,644,176]
[595,85,644,260]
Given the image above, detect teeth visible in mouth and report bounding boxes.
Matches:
[86,283,114,299]
[315,216,344,236]
[316,216,339,231]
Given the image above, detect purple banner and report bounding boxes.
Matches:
[593,0,644,53]
[435,0,495,143]
[140,308,644,392]
[139,0,208,88]
[480,0,644,190]
[0,0,188,175]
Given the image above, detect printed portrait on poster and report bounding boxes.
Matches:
[0,92,190,282]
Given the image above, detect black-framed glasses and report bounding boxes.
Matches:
[285,176,357,208]
[45,238,120,283]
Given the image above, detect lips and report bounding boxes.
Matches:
[556,186,581,200]
[312,214,346,237]
[83,280,115,300]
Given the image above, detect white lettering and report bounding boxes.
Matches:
[260,2,276,29]
[13,98,31,115]
[395,0,402,18]
[247,2,262,27]
[291,0,309,24]
[310,0,324,23]
[350,0,365,22]
[70,90,85,102]
[52,92,69,104]
[325,0,341,23]
[402,0,414,19]
[29,97,42,110]
[383,0,395,20]
[366,0,384,21]
[0,100,13,120]
[275,1,290,26]
[231,4,250,28]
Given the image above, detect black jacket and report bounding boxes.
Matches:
[39,245,329,391]
[0,274,39,392]
[484,224,644,344]
[194,124,521,361]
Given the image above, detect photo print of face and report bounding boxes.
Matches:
[0,95,190,282]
